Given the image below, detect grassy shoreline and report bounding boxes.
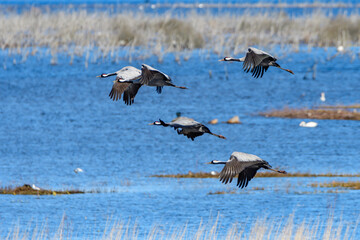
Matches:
[151,171,360,178]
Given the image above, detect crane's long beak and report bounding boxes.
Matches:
[205,161,212,164]
[96,75,101,78]
[148,122,155,125]
[218,59,224,61]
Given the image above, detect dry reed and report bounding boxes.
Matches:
[3,213,357,239]
[2,6,360,62]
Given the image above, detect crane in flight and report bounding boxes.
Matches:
[220,47,294,78]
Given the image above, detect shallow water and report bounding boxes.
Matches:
[1,46,360,238]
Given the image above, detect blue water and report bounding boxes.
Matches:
[1,1,360,17]
[1,45,360,238]
[1,0,359,4]
[1,0,360,235]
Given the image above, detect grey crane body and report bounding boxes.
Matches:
[97,66,142,105]
[140,64,187,93]
[97,64,187,105]
[208,152,286,188]
[220,47,294,78]
[151,117,226,141]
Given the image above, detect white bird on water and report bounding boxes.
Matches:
[74,168,84,174]
[299,121,318,128]
[31,184,41,191]
[337,45,344,53]
[320,92,326,102]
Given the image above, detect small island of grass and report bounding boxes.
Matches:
[0,184,84,195]
[260,105,360,120]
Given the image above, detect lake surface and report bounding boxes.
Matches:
[1,45,359,238]
[2,1,360,17]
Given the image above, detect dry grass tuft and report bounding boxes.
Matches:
[0,184,84,195]
[207,189,237,195]
[260,107,360,120]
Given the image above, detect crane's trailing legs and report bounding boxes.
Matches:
[270,62,294,75]
[209,133,226,139]
[267,168,287,174]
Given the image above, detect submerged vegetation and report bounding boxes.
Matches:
[0,184,84,195]
[151,171,360,178]
[1,5,360,63]
[312,181,360,190]
[260,107,360,120]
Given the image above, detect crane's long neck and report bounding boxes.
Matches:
[227,57,245,62]
[102,72,117,78]
[211,160,227,164]
[159,119,169,127]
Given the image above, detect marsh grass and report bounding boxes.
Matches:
[312,181,360,190]
[3,213,358,239]
[2,6,360,62]
[260,107,360,120]
[0,184,84,195]
[317,104,360,109]
[207,189,237,195]
[151,171,360,179]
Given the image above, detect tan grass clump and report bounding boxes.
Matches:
[0,184,84,195]
[260,107,360,120]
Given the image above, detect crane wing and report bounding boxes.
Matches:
[123,83,142,105]
[219,152,266,188]
[167,117,205,140]
[251,65,269,78]
[219,155,246,184]
[178,131,204,141]
[236,166,259,188]
[109,82,131,101]
[243,48,272,73]
[140,64,172,86]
